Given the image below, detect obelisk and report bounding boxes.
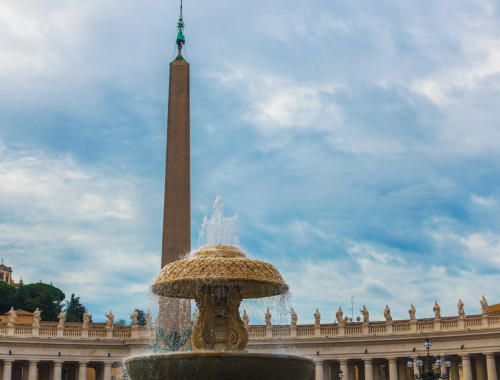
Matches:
[160,2,191,331]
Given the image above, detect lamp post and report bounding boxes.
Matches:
[407,338,451,379]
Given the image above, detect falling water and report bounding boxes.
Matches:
[199,195,239,246]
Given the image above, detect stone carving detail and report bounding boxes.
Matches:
[336,306,344,325]
[480,295,488,315]
[433,301,441,320]
[105,311,115,328]
[191,287,247,351]
[290,308,298,327]
[265,308,272,327]
[131,309,138,327]
[314,309,321,326]
[146,310,152,328]
[57,310,66,328]
[7,307,17,327]
[360,305,369,323]
[384,305,392,322]
[409,303,416,321]
[33,308,41,328]
[242,309,249,329]
[83,310,90,328]
[457,299,465,317]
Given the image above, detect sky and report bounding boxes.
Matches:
[0,0,499,325]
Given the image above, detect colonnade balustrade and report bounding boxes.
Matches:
[0,359,119,380]
[311,353,499,380]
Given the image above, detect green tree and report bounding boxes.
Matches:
[136,309,146,326]
[116,319,126,326]
[0,282,16,315]
[65,294,87,322]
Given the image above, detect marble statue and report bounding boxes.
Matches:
[360,305,369,323]
[145,309,152,328]
[83,310,90,328]
[7,307,16,326]
[131,309,138,326]
[457,299,465,317]
[384,305,392,322]
[314,309,321,325]
[336,306,344,325]
[265,308,272,327]
[290,308,298,327]
[192,310,199,326]
[408,303,416,321]
[33,308,41,327]
[433,301,441,319]
[57,310,66,328]
[480,295,488,315]
[242,309,249,329]
[105,311,115,328]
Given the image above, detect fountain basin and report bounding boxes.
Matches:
[125,352,314,380]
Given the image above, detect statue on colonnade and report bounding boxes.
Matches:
[360,305,369,323]
[408,303,416,321]
[433,301,441,319]
[7,307,16,326]
[314,309,321,325]
[265,308,272,327]
[290,308,298,327]
[57,310,66,328]
[105,310,115,328]
[242,309,249,329]
[480,295,488,315]
[83,310,90,328]
[33,308,41,327]
[384,305,392,322]
[131,309,138,326]
[457,299,465,317]
[336,306,344,325]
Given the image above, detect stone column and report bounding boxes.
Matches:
[450,360,460,380]
[52,362,63,380]
[3,360,13,380]
[476,356,486,380]
[364,359,373,380]
[315,360,324,380]
[27,361,38,380]
[78,363,88,380]
[340,360,348,380]
[388,359,398,380]
[103,363,112,380]
[373,363,381,380]
[397,362,407,380]
[486,354,497,380]
[462,355,473,380]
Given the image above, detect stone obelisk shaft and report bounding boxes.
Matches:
[160,56,191,331]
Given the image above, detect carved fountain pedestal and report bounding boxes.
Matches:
[125,245,314,380]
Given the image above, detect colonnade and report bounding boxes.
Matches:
[314,353,499,380]
[0,359,119,380]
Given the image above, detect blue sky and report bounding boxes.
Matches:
[1,0,499,324]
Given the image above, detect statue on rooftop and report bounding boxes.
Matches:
[336,306,344,325]
[242,309,249,329]
[384,305,392,322]
[7,308,17,327]
[265,308,272,327]
[433,301,441,319]
[314,309,321,326]
[83,310,90,328]
[457,299,465,317]
[131,309,138,327]
[33,308,41,328]
[145,310,152,328]
[360,305,369,323]
[480,295,488,315]
[105,310,115,328]
[57,310,66,328]
[408,303,416,321]
[290,308,298,327]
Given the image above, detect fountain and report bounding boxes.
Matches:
[125,201,314,379]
